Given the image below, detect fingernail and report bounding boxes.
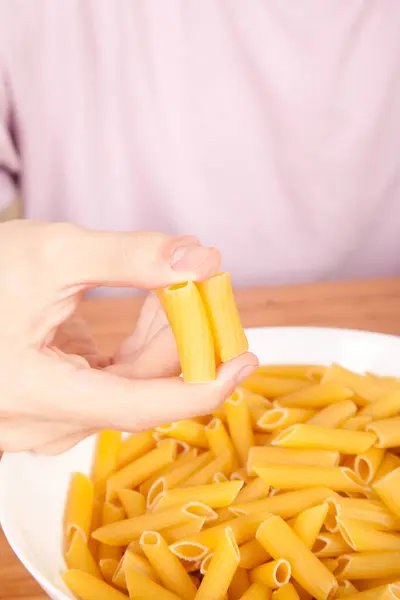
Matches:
[171,245,213,271]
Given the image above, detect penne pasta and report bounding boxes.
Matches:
[117,430,155,469]
[255,433,274,446]
[139,531,197,600]
[240,387,273,409]
[335,581,358,597]
[241,375,309,398]
[257,408,316,432]
[62,569,128,600]
[320,559,339,573]
[289,503,329,549]
[157,281,216,382]
[161,516,207,544]
[250,559,291,589]
[247,446,340,475]
[139,449,199,496]
[197,272,248,362]
[65,531,102,579]
[64,473,94,545]
[214,472,230,483]
[324,496,400,533]
[182,451,231,486]
[275,382,354,409]
[312,533,352,557]
[206,417,240,471]
[231,487,335,518]
[306,400,357,428]
[233,477,270,505]
[341,416,372,431]
[106,439,177,501]
[99,558,119,585]
[254,465,364,493]
[231,468,250,483]
[226,390,255,466]
[195,526,240,600]
[239,539,271,570]
[272,424,376,455]
[374,467,400,518]
[256,515,338,600]
[340,584,400,599]
[125,565,182,600]
[91,431,122,495]
[256,364,325,381]
[98,501,125,563]
[112,548,159,590]
[155,419,208,449]
[153,481,243,511]
[360,390,400,420]
[321,364,389,403]
[116,489,146,518]
[374,453,400,482]
[366,419,400,449]
[272,583,301,600]
[353,447,385,484]
[229,567,251,600]
[334,552,400,580]
[339,518,400,552]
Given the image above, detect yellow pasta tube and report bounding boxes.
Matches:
[256,364,324,381]
[306,400,357,428]
[117,430,155,469]
[125,565,182,600]
[239,539,271,570]
[356,578,400,592]
[272,584,300,600]
[321,363,387,403]
[241,583,273,600]
[214,472,230,484]
[289,503,329,549]
[206,417,240,471]
[195,526,240,600]
[231,487,335,518]
[241,375,309,398]
[254,465,363,493]
[324,496,399,533]
[106,439,177,501]
[340,584,400,600]
[116,489,146,518]
[233,477,270,505]
[162,518,207,544]
[226,390,255,466]
[138,448,197,496]
[229,567,251,600]
[91,431,122,494]
[65,531,102,579]
[157,281,216,382]
[197,272,248,362]
[257,408,316,432]
[98,501,125,562]
[352,446,385,484]
[112,549,158,590]
[335,581,358,598]
[139,531,197,600]
[360,390,400,420]
[366,419,400,448]
[250,560,291,589]
[156,419,209,448]
[99,558,119,585]
[255,433,274,446]
[320,559,339,573]
[93,501,205,546]
[275,381,354,408]
[182,451,231,486]
[62,569,128,600]
[256,516,337,600]
[339,518,400,552]
[64,472,94,545]
[312,533,352,557]
[341,416,372,431]
[334,552,400,580]
[374,467,400,518]
[247,446,339,475]
[240,387,273,409]
[152,481,243,511]
[374,452,400,482]
[272,424,376,455]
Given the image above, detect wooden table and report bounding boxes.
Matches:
[2,277,400,599]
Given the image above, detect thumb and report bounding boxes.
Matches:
[53,226,221,289]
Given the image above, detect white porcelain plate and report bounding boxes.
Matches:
[1,326,400,600]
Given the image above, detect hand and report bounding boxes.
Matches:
[0,221,258,454]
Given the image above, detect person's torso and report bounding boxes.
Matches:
[2,0,400,286]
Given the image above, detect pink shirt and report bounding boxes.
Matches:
[1,1,400,287]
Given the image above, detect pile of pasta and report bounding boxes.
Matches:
[62,362,400,600]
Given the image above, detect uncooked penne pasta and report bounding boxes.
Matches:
[247,446,340,475]
[116,489,146,518]
[334,552,400,580]
[241,583,273,600]
[272,424,376,455]
[275,382,354,408]
[374,467,400,518]
[231,487,335,518]
[93,501,207,546]
[214,472,229,483]
[256,364,324,381]
[324,496,400,533]
[139,531,197,600]
[161,517,206,544]
[341,584,400,599]
[241,375,309,398]
[139,449,199,496]
[98,501,125,562]
[157,281,216,382]
[239,539,271,570]
[366,419,400,448]
[254,433,274,446]
[321,364,387,403]
[155,419,208,449]
[306,400,357,428]
[195,526,240,600]
[335,581,358,597]
[117,430,155,469]
[339,518,400,552]
[250,559,291,589]
[341,416,372,431]
[91,431,122,494]
[374,453,400,482]
[351,446,386,484]
[112,548,159,589]
[229,567,251,600]
[65,531,102,579]
[152,481,243,511]
[197,272,248,362]
[226,390,255,466]
[233,477,270,505]
[254,465,364,493]
[257,408,315,432]
[206,418,240,471]
[62,569,128,600]
[312,533,352,557]
[182,451,231,486]
[99,558,119,585]
[256,515,337,600]
[64,473,94,545]
[272,583,300,600]
[106,439,177,501]
[289,503,329,549]
[240,387,273,409]
[360,390,400,420]
[125,565,181,600]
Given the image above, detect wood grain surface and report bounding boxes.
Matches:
[1,277,400,598]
